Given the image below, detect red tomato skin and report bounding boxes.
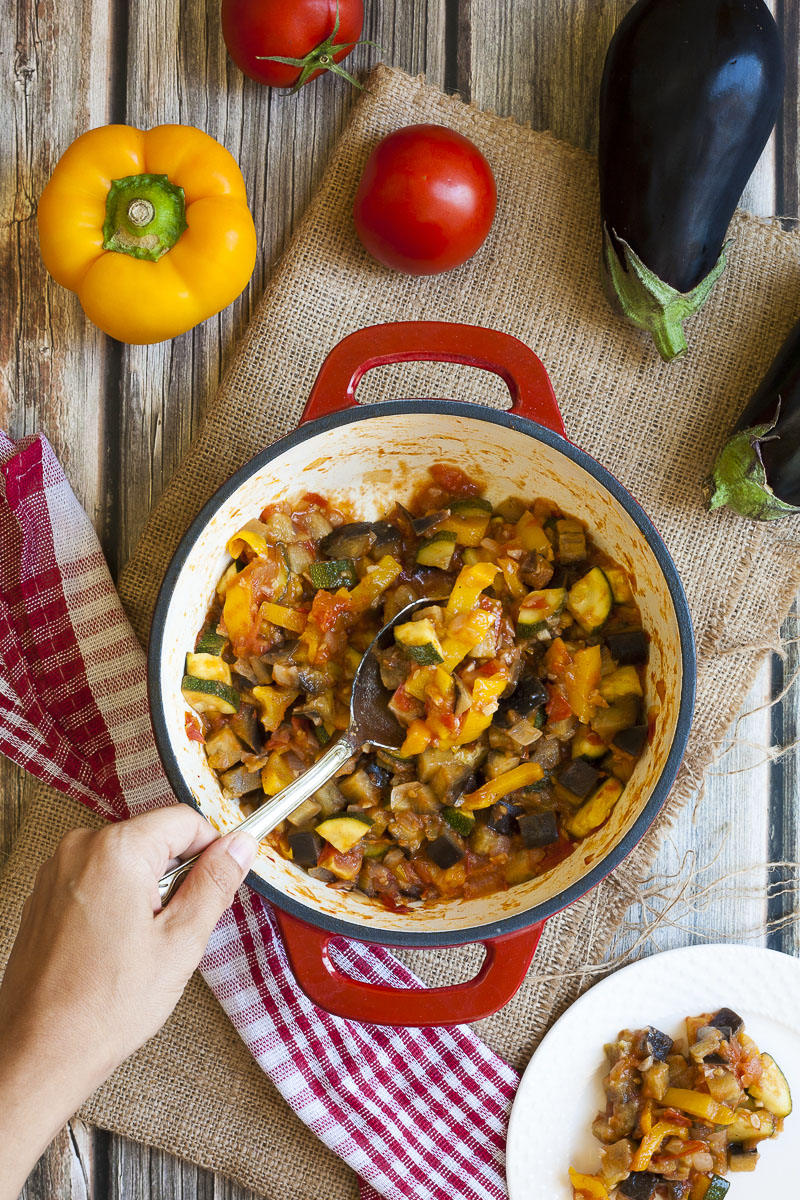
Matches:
[221,0,364,89]
[353,124,497,275]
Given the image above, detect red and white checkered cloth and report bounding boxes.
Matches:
[0,431,519,1200]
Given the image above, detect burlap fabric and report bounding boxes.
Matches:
[3,64,800,1198]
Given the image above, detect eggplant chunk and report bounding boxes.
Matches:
[612,724,649,758]
[709,1007,744,1039]
[487,801,522,835]
[644,1026,673,1062]
[599,0,785,361]
[319,521,377,559]
[288,830,322,867]
[557,760,602,802]
[618,1172,660,1200]
[517,811,559,848]
[606,630,649,666]
[493,676,548,729]
[426,835,464,869]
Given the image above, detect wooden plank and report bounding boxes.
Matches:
[20,1121,93,1200]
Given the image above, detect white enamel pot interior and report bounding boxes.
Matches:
[149,400,695,950]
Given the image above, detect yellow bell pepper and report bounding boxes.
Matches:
[252,686,298,732]
[497,555,527,599]
[222,572,254,654]
[262,750,296,795]
[516,511,553,558]
[400,719,432,757]
[440,610,496,671]
[446,563,499,618]
[461,761,544,810]
[563,645,602,725]
[346,556,403,613]
[568,1168,609,1199]
[662,1088,736,1125]
[226,521,269,559]
[631,1120,687,1171]
[37,123,256,344]
[471,670,509,710]
[260,602,308,634]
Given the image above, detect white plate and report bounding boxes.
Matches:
[506,944,800,1198]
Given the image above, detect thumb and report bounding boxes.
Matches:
[163,831,258,947]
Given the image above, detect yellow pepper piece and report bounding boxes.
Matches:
[631,1120,688,1171]
[252,686,298,733]
[260,602,307,634]
[262,750,295,796]
[461,761,544,810]
[400,719,432,757]
[435,512,491,547]
[226,521,269,559]
[516,511,553,558]
[433,666,455,700]
[446,563,499,618]
[404,666,435,702]
[440,611,496,671]
[451,708,494,746]
[563,645,602,725]
[498,555,527,599]
[568,1169,609,1200]
[347,555,403,613]
[37,124,256,344]
[222,573,254,652]
[662,1088,736,1126]
[471,671,508,710]
[564,777,623,839]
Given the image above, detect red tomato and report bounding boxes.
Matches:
[353,124,497,275]
[221,0,365,90]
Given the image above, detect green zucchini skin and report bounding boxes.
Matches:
[599,0,784,360]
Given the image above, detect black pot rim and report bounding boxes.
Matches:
[148,399,696,949]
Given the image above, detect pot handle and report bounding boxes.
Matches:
[274,907,546,1027]
[300,321,565,435]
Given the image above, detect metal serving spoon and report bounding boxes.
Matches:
[157,596,435,905]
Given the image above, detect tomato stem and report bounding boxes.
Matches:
[255,0,379,92]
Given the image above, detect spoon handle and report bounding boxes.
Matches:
[157,730,359,905]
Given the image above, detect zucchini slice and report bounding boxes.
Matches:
[517,587,567,637]
[442,805,475,836]
[195,628,227,655]
[571,725,607,760]
[748,1052,792,1117]
[185,652,232,686]
[394,617,445,665]
[604,566,633,604]
[600,665,644,702]
[566,567,613,632]
[703,1178,731,1200]
[725,1108,776,1142]
[181,675,240,715]
[315,815,372,854]
[564,776,623,839]
[449,497,493,515]
[308,558,357,590]
[416,531,457,570]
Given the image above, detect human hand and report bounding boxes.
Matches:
[0,807,257,1199]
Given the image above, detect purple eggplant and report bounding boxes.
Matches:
[599,0,784,362]
[710,316,800,519]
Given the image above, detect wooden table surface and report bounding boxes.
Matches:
[2,1,799,1196]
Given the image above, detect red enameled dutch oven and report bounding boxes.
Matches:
[148,322,695,1027]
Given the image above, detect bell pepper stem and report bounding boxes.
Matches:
[102,173,187,262]
[602,227,728,362]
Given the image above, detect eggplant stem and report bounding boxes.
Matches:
[602,229,728,362]
[709,413,800,521]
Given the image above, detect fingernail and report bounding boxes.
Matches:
[226,832,258,873]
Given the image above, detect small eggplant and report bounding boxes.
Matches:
[599,0,784,361]
[710,316,800,519]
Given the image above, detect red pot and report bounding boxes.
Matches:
[149,321,695,1027]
